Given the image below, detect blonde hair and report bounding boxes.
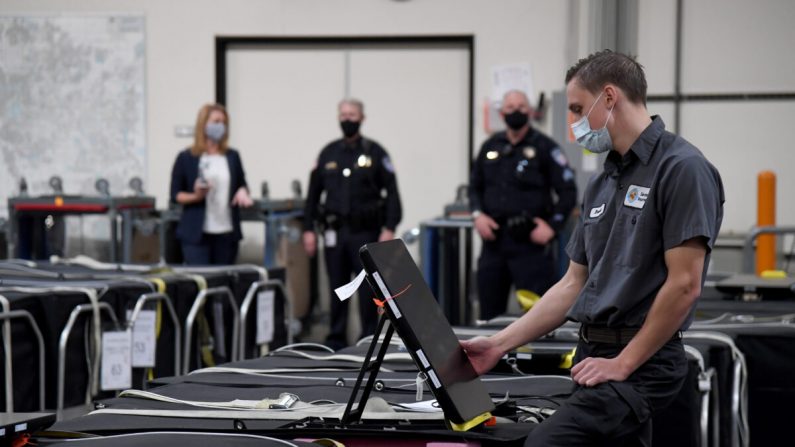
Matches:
[191,103,229,156]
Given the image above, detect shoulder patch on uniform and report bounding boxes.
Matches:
[382,157,395,173]
[551,147,568,167]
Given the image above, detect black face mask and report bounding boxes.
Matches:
[504,110,529,130]
[340,120,361,138]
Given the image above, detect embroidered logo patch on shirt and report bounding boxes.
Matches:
[589,203,606,218]
[624,185,650,209]
[551,147,568,167]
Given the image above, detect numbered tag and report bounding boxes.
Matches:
[126,310,156,368]
[324,229,337,248]
[256,290,275,344]
[101,331,132,391]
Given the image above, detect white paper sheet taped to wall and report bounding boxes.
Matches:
[334,269,366,301]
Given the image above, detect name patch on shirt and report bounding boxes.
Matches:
[589,203,605,218]
[624,185,650,209]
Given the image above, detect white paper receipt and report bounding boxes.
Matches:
[334,269,366,301]
[101,330,132,391]
[256,289,275,344]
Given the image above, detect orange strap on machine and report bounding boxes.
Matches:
[372,283,412,308]
[756,171,776,275]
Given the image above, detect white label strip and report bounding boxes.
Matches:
[427,369,441,389]
[372,272,401,319]
[416,349,430,369]
[256,290,275,344]
[14,423,27,432]
[127,310,157,368]
[101,330,132,391]
[0,428,5,436]
[334,269,366,301]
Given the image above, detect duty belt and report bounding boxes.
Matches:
[579,325,682,345]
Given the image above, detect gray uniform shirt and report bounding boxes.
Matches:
[566,116,724,329]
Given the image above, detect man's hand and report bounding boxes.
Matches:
[570,356,631,387]
[378,229,395,242]
[460,336,504,376]
[231,187,254,208]
[530,218,555,245]
[302,231,317,257]
[474,213,500,241]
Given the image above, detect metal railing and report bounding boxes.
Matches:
[183,287,239,374]
[128,292,182,377]
[0,309,46,411]
[57,302,120,415]
[741,225,795,273]
[239,279,294,359]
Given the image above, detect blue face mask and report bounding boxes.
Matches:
[570,91,614,154]
[205,122,226,143]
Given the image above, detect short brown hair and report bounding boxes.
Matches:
[565,50,647,106]
[191,103,229,156]
[338,98,364,115]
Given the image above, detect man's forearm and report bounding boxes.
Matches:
[491,266,584,354]
[615,277,699,375]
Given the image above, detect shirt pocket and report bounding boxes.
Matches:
[613,206,646,267]
[514,158,545,188]
[582,213,610,259]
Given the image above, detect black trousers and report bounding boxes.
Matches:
[181,232,239,265]
[525,337,687,446]
[477,232,554,320]
[323,226,380,348]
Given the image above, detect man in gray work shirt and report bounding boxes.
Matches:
[462,50,724,445]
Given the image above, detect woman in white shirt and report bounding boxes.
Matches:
[169,103,253,265]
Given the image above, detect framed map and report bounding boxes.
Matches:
[0,14,146,214]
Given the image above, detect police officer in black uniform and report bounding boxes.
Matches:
[462,51,724,446]
[469,89,577,321]
[303,98,402,350]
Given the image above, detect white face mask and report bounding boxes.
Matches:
[570,91,614,154]
[205,122,226,143]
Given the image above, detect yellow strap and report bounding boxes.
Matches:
[175,273,215,368]
[559,347,577,369]
[146,277,168,380]
[148,277,167,294]
[182,273,208,291]
[448,411,492,432]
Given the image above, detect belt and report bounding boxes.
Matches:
[579,325,683,345]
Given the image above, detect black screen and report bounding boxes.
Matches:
[360,239,494,423]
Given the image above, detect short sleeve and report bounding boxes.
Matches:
[659,156,724,252]
[565,212,588,265]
